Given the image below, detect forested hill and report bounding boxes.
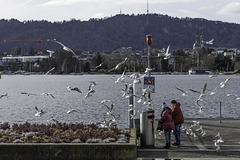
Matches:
[1,14,240,53]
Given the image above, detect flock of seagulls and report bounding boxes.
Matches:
[21,57,131,127]
[1,51,238,152]
[181,121,224,152]
[214,132,224,152]
[175,77,240,114]
[18,80,98,125]
[173,75,240,152]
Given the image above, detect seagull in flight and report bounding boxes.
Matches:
[35,106,46,117]
[67,109,78,114]
[85,89,95,99]
[164,45,171,60]
[130,110,139,119]
[205,71,217,78]
[47,116,60,125]
[44,67,55,76]
[220,78,230,88]
[101,99,112,104]
[105,103,115,115]
[189,83,207,100]
[205,38,214,45]
[41,92,55,99]
[176,87,188,96]
[21,92,37,96]
[49,39,77,56]
[108,57,128,72]
[144,68,152,74]
[0,93,8,99]
[114,67,126,83]
[95,62,105,70]
[88,81,97,90]
[67,86,82,93]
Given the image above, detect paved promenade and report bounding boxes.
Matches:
[137,119,240,159]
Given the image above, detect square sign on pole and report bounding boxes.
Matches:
[143,76,155,92]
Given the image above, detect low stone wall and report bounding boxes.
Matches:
[0,129,137,160]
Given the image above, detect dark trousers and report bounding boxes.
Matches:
[173,123,182,144]
[164,130,171,144]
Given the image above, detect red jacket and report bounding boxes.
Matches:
[172,102,184,124]
[160,109,175,131]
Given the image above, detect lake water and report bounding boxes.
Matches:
[0,74,239,128]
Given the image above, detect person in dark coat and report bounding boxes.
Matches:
[171,100,184,145]
[160,106,175,149]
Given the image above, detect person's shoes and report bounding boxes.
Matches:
[163,143,170,149]
[172,142,180,146]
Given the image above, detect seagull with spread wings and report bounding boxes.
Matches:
[108,57,128,72]
[67,86,82,93]
[176,87,188,96]
[41,92,55,99]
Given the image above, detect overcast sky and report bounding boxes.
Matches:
[0,0,240,24]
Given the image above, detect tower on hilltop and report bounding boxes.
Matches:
[147,0,149,14]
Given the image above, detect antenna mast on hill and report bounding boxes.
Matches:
[147,0,149,14]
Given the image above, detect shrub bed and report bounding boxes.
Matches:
[0,122,130,143]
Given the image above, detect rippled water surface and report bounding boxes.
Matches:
[0,74,239,128]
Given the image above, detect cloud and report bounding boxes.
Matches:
[42,0,82,6]
[42,0,110,6]
[217,2,240,16]
[42,0,200,6]
[150,0,200,4]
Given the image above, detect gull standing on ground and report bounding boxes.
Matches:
[215,132,221,139]
[193,121,200,126]
[201,131,206,137]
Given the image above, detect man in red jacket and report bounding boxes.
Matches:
[171,100,184,145]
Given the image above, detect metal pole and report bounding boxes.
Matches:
[128,86,134,128]
[148,45,151,77]
[146,34,152,102]
[220,102,222,123]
